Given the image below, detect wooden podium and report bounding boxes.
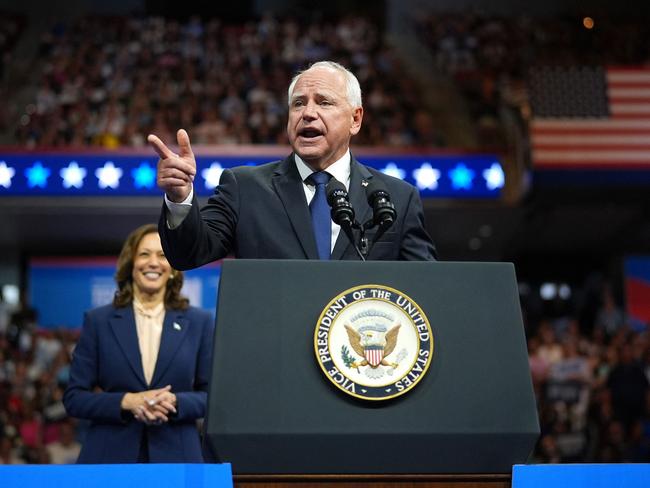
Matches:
[234,473,511,488]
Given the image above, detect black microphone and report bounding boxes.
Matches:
[326,178,355,228]
[365,180,396,241]
[325,178,365,261]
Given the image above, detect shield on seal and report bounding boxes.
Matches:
[364,345,384,367]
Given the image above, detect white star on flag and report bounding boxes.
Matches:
[413,163,441,190]
[60,161,87,189]
[380,162,406,180]
[483,163,505,190]
[0,161,16,188]
[95,161,123,189]
[201,162,224,189]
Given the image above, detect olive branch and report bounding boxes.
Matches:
[341,345,356,368]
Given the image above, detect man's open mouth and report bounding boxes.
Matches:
[298,128,323,138]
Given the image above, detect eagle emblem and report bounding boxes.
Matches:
[314,285,433,400]
[344,323,401,369]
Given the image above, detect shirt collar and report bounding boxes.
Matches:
[133,298,165,319]
[294,150,351,189]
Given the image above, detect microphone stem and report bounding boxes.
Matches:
[345,221,366,261]
[357,224,369,260]
[354,245,366,261]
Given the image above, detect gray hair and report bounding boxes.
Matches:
[287,61,363,108]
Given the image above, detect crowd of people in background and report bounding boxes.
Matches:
[1,277,648,463]
[5,13,650,151]
[416,13,650,146]
[13,15,440,149]
[522,281,650,462]
[0,300,81,464]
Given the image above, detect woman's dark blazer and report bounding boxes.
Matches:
[64,303,214,463]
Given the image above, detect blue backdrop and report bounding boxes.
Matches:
[29,257,220,328]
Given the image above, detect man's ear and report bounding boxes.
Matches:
[349,107,364,136]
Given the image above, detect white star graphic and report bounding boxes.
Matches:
[413,162,441,190]
[0,161,16,189]
[201,162,224,189]
[380,162,406,180]
[60,161,87,189]
[483,163,505,190]
[95,161,123,189]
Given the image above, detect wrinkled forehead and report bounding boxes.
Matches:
[291,67,347,99]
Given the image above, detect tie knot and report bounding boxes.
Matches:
[308,171,331,186]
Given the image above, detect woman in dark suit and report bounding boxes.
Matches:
[64,224,214,463]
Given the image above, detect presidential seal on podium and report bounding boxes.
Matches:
[314,284,434,400]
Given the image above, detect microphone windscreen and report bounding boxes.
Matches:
[364,179,390,205]
[326,177,347,205]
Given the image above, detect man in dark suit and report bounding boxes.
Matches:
[148,61,435,267]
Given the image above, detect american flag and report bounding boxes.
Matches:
[529,66,650,168]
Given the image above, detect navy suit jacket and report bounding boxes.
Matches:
[159,154,435,268]
[63,304,214,463]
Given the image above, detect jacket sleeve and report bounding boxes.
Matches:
[399,186,437,261]
[63,312,127,423]
[159,169,240,271]
[173,311,215,422]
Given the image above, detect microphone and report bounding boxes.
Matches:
[326,178,355,229]
[365,180,396,243]
[325,178,365,261]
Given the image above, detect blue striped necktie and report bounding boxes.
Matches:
[307,171,332,260]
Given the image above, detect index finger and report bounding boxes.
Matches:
[147,134,176,160]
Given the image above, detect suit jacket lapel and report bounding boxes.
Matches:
[331,157,373,260]
[150,310,190,387]
[109,306,147,387]
[272,155,319,259]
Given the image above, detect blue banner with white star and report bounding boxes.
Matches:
[0,152,504,198]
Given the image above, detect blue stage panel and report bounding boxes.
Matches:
[513,464,650,488]
[0,463,232,488]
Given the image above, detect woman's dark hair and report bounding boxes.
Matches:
[112,224,189,310]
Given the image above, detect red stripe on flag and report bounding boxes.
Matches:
[532,128,650,135]
[534,161,650,170]
[533,145,650,151]
[610,98,650,104]
[611,113,650,119]
[608,83,650,90]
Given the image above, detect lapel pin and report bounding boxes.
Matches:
[173,322,182,331]
[361,180,369,187]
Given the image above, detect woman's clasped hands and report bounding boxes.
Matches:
[121,385,177,425]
